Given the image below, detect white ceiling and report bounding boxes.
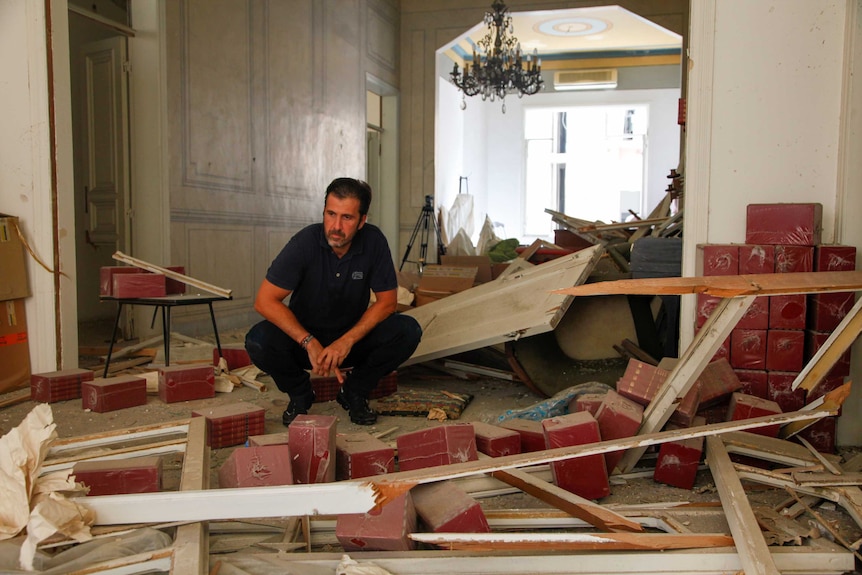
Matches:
[442,4,681,64]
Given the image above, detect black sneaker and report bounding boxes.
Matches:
[336,388,378,425]
[282,390,315,426]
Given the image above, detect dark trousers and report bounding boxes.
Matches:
[244,313,422,398]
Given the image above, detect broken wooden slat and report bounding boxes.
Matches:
[615,296,755,473]
[577,216,675,234]
[721,430,842,468]
[403,246,603,366]
[705,435,781,575]
[171,416,209,575]
[791,472,862,487]
[797,436,844,475]
[113,251,232,298]
[490,467,643,533]
[408,531,734,551]
[754,506,813,546]
[784,487,862,563]
[440,359,519,381]
[779,383,851,439]
[48,420,190,455]
[553,270,862,298]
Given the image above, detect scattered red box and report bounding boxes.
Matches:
[699,244,739,276]
[498,418,546,453]
[767,372,806,413]
[734,369,768,399]
[31,368,92,403]
[697,358,743,406]
[595,390,644,474]
[797,417,836,453]
[769,295,806,329]
[82,375,147,413]
[214,344,252,370]
[73,456,162,496]
[396,423,478,471]
[99,266,141,297]
[112,273,167,298]
[192,402,266,448]
[730,329,767,370]
[616,359,699,425]
[310,370,397,402]
[411,481,490,533]
[745,203,822,246]
[158,364,214,403]
[336,492,417,551]
[807,292,855,332]
[814,245,856,272]
[569,392,606,417]
[735,297,769,330]
[738,245,774,274]
[218,445,294,488]
[248,432,290,447]
[336,432,395,479]
[774,245,814,273]
[470,421,521,458]
[726,392,782,437]
[766,330,805,372]
[653,417,705,490]
[164,265,187,295]
[542,411,609,500]
[667,383,702,428]
[289,414,337,484]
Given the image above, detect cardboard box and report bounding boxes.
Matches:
[414,265,477,306]
[745,203,822,246]
[440,255,492,284]
[0,215,30,301]
[0,299,30,393]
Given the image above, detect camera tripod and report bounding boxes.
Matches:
[400,195,446,271]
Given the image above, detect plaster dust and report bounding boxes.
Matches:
[1,327,860,568]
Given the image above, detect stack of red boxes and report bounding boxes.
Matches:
[696,203,854,452]
[192,402,266,448]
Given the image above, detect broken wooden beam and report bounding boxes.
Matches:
[409,531,735,551]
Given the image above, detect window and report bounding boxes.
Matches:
[524,105,648,239]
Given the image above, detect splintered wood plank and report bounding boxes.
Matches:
[553,271,862,298]
[113,250,232,298]
[779,383,851,439]
[408,531,734,551]
[172,416,208,575]
[791,472,862,487]
[615,296,754,473]
[705,436,781,575]
[754,506,813,546]
[791,296,862,392]
[721,430,842,468]
[403,246,603,366]
[490,468,643,533]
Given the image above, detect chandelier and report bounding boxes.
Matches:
[450,0,544,112]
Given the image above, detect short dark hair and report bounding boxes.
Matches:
[325,177,372,216]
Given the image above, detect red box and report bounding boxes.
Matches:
[336,432,395,479]
[766,330,805,372]
[738,245,774,274]
[396,423,478,471]
[470,421,521,458]
[736,297,769,330]
[498,418,546,453]
[164,265,187,295]
[774,245,814,273]
[767,372,806,413]
[699,244,739,276]
[158,364,215,403]
[289,414,337,484]
[310,370,397,402]
[616,360,668,406]
[769,295,806,329]
[31,368,93,403]
[726,393,782,437]
[734,369,768,399]
[730,329,767,370]
[543,412,609,500]
[73,456,162,496]
[99,266,141,297]
[112,273,167,298]
[814,245,856,272]
[710,337,731,363]
[745,203,822,246]
[798,417,836,453]
[697,358,743,405]
[82,375,147,413]
[807,292,855,332]
[654,428,704,490]
[595,390,643,474]
[218,445,294,488]
[569,392,606,417]
[192,402,266,448]
[213,344,253,371]
[336,492,417,551]
[667,383,701,427]
[411,481,490,533]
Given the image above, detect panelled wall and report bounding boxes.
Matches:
[163,0,399,333]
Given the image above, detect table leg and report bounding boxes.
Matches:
[208,302,224,358]
[104,303,124,378]
[162,305,170,366]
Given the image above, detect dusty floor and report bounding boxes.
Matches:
[2,322,861,572]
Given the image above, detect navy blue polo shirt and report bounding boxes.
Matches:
[265,223,397,341]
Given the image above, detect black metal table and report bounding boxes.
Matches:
[100,294,232,377]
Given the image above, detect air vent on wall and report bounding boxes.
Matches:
[554,69,618,91]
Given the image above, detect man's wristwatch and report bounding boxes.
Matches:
[300,334,315,350]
